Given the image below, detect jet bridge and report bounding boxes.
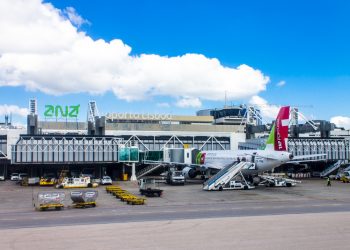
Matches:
[203,161,254,191]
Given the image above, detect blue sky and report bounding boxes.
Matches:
[0,0,349,124]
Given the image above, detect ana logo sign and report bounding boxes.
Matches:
[44,105,80,118]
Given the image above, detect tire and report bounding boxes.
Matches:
[244,186,248,190]
[286,183,292,187]
[87,183,92,188]
[219,186,223,191]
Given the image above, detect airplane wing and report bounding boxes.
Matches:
[287,154,327,164]
[292,154,326,160]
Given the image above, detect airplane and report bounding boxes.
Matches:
[179,106,324,182]
[183,106,294,178]
[144,106,324,185]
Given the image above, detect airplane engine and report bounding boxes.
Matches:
[253,176,261,185]
[182,167,197,179]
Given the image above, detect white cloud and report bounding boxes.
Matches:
[0,0,270,106]
[0,105,28,117]
[276,80,286,87]
[330,116,350,130]
[157,102,170,108]
[63,7,90,28]
[249,96,280,120]
[175,97,202,108]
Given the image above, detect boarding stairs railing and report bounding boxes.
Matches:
[203,161,250,191]
[137,164,164,179]
[320,160,344,177]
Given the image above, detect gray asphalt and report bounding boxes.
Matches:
[1,179,350,229]
[3,212,350,250]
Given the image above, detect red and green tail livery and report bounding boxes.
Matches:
[264,106,290,151]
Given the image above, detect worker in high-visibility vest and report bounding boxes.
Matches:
[327,177,331,187]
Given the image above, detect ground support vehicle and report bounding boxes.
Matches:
[21,177,40,186]
[70,190,98,208]
[126,197,146,205]
[340,171,350,183]
[40,176,57,186]
[139,178,163,197]
[34,191,65,211]
[166,170,185,185]
[106,185,146,205]
[119,193,146,205]
[18,173,28,181]
[106,185,122,193]
[220,180,255,190]
[56,176,98,189]
[259,175,300,187]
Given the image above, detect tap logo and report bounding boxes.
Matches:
[196,152,206,164]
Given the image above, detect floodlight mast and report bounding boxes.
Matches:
[88,101,99,123]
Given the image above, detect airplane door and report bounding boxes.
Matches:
[250,152,257,170]
[251,152,256,163]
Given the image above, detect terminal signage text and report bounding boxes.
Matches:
[44,105,80,118]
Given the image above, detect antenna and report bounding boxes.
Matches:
[224,91,227,108]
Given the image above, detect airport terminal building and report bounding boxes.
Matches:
[0,99,349,180]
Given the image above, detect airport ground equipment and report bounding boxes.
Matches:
[137,164,164,179]
[34,191,65,211]
[225,180,255,190]
[40,177,56,186]
[333,165,350,180]
[166,170,185,185]
[340,171,350,183]
[21,177,39,186]
[138,178,163,197]
[320,160,345,177]
[258,175,300,187]
[106,185,146,205]
[203,161,252,191]
[341,176,349,183]
[70,190,98,208]
[56,176,98,189]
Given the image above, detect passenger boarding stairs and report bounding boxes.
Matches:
[320,160,344,177]
[203,161,251,191]
[137,164,164,179]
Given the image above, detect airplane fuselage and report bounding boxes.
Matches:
[202,150,292,175]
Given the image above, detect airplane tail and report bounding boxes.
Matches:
[264,106,290,151]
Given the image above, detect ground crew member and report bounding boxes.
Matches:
[327,177,331,187]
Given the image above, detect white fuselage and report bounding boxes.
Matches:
[202,150,292,175]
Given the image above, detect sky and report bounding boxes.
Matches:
[0,0,349,127]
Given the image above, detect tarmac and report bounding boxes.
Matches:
[2,212,350,250]
[0,178,350,249]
